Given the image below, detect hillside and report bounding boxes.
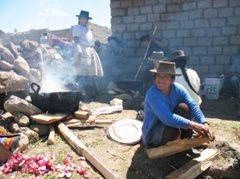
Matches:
[0,22,111,44]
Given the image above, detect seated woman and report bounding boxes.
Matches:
[0,127,28,163]
[142,61,214,152]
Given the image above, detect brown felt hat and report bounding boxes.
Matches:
[150,61,181,76]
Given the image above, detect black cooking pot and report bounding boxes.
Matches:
[30,82,82,113]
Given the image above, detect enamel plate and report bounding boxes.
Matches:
[108,119,143,145]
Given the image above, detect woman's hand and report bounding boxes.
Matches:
[188,121,215,141]
[203,123,215,141]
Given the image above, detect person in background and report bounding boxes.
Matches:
[107,36,125,56]
[170,50,202,105]
[94,40,102,54]
[72,10,103,98]
[140,34,171,59]
[142,60,214,155]
[229,56,240,98]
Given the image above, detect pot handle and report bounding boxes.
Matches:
[30,82,41,94]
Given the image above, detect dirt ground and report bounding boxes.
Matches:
[4,95,240,179]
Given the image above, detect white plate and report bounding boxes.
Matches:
[108,119,143,145]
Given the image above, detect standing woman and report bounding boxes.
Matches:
[72,10,103,98]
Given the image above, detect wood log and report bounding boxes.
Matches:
[146,136,210,159]
[166,148,219,179]
[95,119,115,124]
[58,123,117,179]
[74,110,90,120]
[64,117,95,125]
[47,125,55,145]
[91,105,123,116]
[65,122,100,129]
[64,118,81,125]
[31,113,67,124]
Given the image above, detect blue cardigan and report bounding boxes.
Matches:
[142,83,206,145]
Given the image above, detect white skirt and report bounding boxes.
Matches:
[73,46,104,77]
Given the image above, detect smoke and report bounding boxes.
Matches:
[40,46,78,92]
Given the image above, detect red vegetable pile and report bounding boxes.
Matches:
[0,152,90,178]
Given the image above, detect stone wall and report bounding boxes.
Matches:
[110,0,240,79]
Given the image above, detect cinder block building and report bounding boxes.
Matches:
[110,0,240,80]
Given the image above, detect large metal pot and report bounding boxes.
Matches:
[29,82,82,113]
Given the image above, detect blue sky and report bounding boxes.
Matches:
[0,0,111,33]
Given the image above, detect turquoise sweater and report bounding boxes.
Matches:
[142,83,206,145]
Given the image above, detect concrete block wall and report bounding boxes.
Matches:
[110,0,240,79]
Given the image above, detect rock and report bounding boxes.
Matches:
[18,133,29,152]
[9,122,20,133]
[0,112,13,122]
[21,40,38,51]
[13,56,30,76]
[0,60,14,71]
[0,71,29,94]
[21,49,36,59]
[22,48,43,70]
[14,112,31,127]
[0,44,15,63]
[19,127,30,132]
[4,42,19,58]
[4,95,42,116]
[30,123,50,136]
[23,129,39,143]
[25,96,32,102]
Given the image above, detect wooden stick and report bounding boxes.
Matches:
[31,113,67,124]
[66,122,101,129]
[47,125,55,145]
[74,110,90,120]
[91,105,123,116]
[58,123,117,179]
[146,136,210,159]
[166,148,219,179]
[95,119,115,124]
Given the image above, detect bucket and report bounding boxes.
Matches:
[203,78,221,100]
